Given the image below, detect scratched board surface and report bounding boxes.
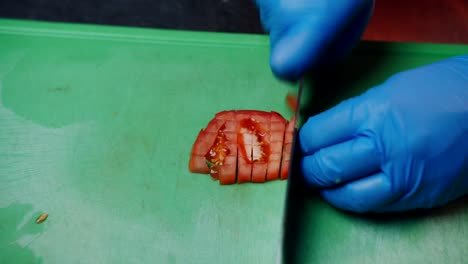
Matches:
[0,19,295,264]
[1,19,468,264]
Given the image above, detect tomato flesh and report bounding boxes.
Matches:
[281,116,296,179]
[267,112,287,181]
[205,125,230,179]
[189,110,294,185]
[217,117,238,185]
[238,115,270,183]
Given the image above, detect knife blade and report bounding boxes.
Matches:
[279,78,304,264]
[293,78,304,129]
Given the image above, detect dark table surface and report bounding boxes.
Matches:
[0,0,466,43]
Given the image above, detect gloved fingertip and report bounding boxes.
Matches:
[269,49,301,82]
[269,20,323,81]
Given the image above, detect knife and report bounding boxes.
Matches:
[279,78,304,264]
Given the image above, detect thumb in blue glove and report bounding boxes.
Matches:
[299,56,468,213]
[255,0,374,81]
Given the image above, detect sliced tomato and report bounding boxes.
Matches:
[235,111,253,183]
[281,116,296,180]
[267,112,287,181]
[218,118,238,185]
[189,110,294,185]
[238,111,271,183]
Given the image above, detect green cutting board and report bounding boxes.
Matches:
[0,19,467,264]
[0,19,295,264]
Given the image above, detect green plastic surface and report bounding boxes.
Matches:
[0,19,467,264]
[0,19,295,264]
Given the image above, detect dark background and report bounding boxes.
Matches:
[0,0,467,43]
[0,0,264,33]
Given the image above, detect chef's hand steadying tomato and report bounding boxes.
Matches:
[255,0,374,81]
[299,56,468,213]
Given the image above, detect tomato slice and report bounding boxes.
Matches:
[281,116,296,180]
[217,112,238,185]
[189,130,213,175]
[189,117,227,179]
[235,111,253,183]
[189,110,294,185]
[237,111,271,183]
[267,112,287,181]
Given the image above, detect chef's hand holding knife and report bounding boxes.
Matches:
[256,0,468,213]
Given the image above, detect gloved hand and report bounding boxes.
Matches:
[255,0,374,81]
[299,56,468,213]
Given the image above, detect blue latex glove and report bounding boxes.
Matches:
[300,56,468,213]
[255,0,374,80]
